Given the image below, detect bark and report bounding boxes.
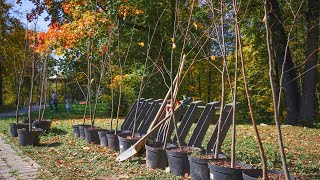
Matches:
[267,0,300,125]
[299,0,319,126]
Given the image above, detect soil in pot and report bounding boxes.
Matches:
[78,125,91,139]
[166,146,202,176]
[118,132,143,154]
[32,120,52,132]
[9,123,29,137]
[188,153,228,180]
[242,169,296,180]
[18,128,43,146]
[98,129,109,147]
[84,127,101,144]
[208,159,252,180]
[72,125,80,138]
[145,142,169,170]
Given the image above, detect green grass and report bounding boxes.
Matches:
[0,105,319,179]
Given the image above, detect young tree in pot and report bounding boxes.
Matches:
[33,53,52,132]
[241,1,299,179]
[208,1,257,179]
[164,6,195,173]
[18,23,43,146]
[9,32,28,137]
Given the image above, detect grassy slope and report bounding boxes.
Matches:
[0,104,319,179]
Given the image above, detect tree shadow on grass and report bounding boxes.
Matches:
[46,127,68,135]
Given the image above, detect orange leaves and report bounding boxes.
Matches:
[118,4,144,20]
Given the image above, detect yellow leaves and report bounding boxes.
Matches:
[138,42,145,47]
[193,22,198,30]
[171,38,176,49]
[210,55,216,61]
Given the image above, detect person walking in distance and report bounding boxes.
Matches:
[66,98,71,113]
[50,91,58,112]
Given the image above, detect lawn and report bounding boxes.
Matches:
[0,104,319,179]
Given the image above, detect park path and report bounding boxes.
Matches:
[0,136,41,180]
[0,106,43,119]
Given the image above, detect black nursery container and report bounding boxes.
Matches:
[9,123,29,137]
[242,169,296,180]
[17,128,43,146]
[145,144,168,169]
[32,120,52,132]
[98,129,109,147]
[188,154,228,180]
[84,128,100,144]
[72,125,80,138]
[208,161,251,180]
[78,125,91,139]
[118,132,142,154]
[106,131,119,151]
[166,146,202,176]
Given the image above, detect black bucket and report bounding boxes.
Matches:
[18,128,43,146]
[106,131,119,151]
[166,146,201,176]
[145,143,168,169]
[72,125,80,138]
[118,132,142,154]
[78,125,91,139]
[242,169,296,180]
[84,128,100,144]
[106,130,131,151]
[98,129,109,147]
[188,154,228,180]
[32,128,43,146]
[208,160,252,180]
[32,120,52,132]
[9,123,29,137]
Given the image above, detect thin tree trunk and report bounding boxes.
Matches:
[299,0,319,126]
[233,4,268,178]
[15,58,26,124]
[267,0,300,125]
[264,1,291,179]
[231,0,239,167]
[38,56,47,121]
[215,0,227,159]
[28,56,35,131]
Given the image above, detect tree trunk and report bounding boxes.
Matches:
[267,0,300,125]
[299,0,319,126]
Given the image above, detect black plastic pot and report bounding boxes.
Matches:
[72,125,80,138]
[242,169,296,180]
[145,143,168,169]
[78,125,91,139]
[106,130,131,151]
[32,120,52,132]
[106,131,119,151]
[9,123,29,137]
[188,154,228,180]
[208,161,252,180]
[18,128,43,146]
[84,128,101,144]
[166,146,202,176]
[32,128,43,146]
[98,129,109,147]
[118,132,143,154]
